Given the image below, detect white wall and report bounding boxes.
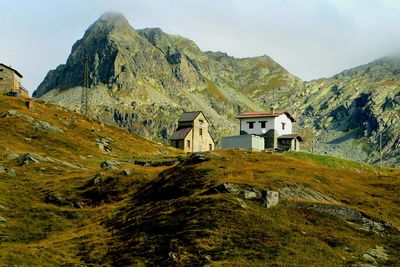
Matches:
[274,114,292,136]
[240,117,274,135]
[240,114,293,136]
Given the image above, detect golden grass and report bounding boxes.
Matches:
[0,95,399,266]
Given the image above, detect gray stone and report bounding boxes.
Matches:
[96,137,112,153]
[365,246,389,262]
[121,169,132,176]
[18,153,47,165]
[34,120,63,133]
[100,160,119,170]
[263,190,279,208]
[6,153,20,160]
[279,184,336,203]
[221,183,242,193]
[362,253,377,265]
[240,190,258,199]
[74,202,85,208]
[6,110,18,116]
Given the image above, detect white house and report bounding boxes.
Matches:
[221,109,302,151]
[237,110,295,136]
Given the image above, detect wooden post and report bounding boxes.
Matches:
[25,99,33,109]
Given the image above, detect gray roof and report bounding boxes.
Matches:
[178,111,202,122]
[278,134,303,141]
[0,63,23,78]
[170,127,192,140]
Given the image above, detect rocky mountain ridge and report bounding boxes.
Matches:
[34,12,399,166]
[293,57,400,166]
[34,12,302,141]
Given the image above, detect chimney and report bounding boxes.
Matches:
[270,107,275,115]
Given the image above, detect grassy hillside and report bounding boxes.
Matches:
[0,95,399,266]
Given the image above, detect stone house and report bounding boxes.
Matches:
[170,111,215,153]
[0,63,29,97]
[222,109,302,151]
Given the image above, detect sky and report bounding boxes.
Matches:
[1,0,400,94]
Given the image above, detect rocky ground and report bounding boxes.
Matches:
[0,95,399,266]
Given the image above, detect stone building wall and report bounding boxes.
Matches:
[0,65,27,97]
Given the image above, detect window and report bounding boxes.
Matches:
[0,69,3,71]
[209,144,213,151]
[247,121,255,129]
[259,121,267,128]
[187,140,191,148]
[199,119,204,125]
[281,122,286,130]
[0,78,3,80]
[199,128,203,136]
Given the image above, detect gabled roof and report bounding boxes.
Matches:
[170,127,192,140]
[237,111,296,122]
[0,63,23,78]
[178,111,210,123]
[278,134,303,141]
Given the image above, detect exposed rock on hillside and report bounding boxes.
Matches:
[34,12,399,166]
[34,12,302,143]
[292,57,400,166]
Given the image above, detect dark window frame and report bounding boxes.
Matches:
[199,128,203,136]
[187,140,191,148]
[281,122,286,130]
[259,121,267,128]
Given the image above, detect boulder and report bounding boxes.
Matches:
[6,110,18,116]
[18,153,47,165]
[6,153,20,160]
[121,169,132,176]
[96,137,112,153]
[100,160,119,170]
[263,190,279,208]
[362,253,377,265]
[365,246,389,262]
[34,120,63,133]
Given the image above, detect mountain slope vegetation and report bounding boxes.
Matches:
[0,95,399,266]
[33,12,399,166]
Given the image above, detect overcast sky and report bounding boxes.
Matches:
[2,0,400,94]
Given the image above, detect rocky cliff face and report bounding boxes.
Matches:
[34,12,399,166]
[34,12,302,143]
[292,57,400,166]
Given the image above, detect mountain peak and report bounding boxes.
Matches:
[84,12,132,37]
[98,11,127,22]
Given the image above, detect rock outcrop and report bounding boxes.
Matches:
[33,12,400,166]
[33,12,302,143]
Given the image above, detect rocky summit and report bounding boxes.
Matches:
[292,57,400,166]
[33,12,302,142]
[34,12,399,166]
